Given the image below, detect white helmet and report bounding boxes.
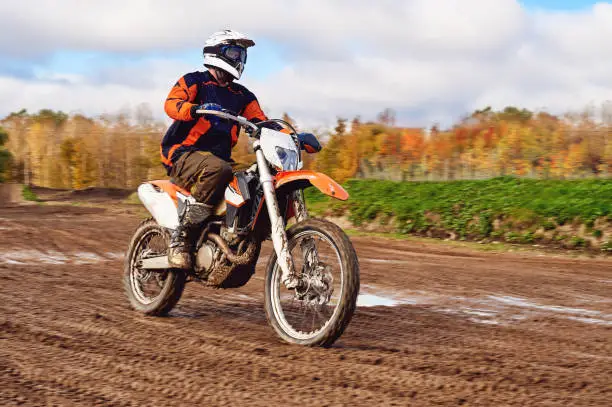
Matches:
[203,29,255,80]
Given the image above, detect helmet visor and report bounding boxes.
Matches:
[221,45,247,64]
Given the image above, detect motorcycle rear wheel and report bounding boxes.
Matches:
[264,218,360,347]
[123,219,186,316]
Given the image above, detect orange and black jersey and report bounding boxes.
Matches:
[161,70,272,173]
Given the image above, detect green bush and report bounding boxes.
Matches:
[478,211,494,237]
[505,232,524,243]
[569,236,587,248]
[304,176,612,250]
[22,185,39,202]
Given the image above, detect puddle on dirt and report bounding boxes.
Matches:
[469,318,500,325]
[357,286,435,308]
[462,308,498,317]
[599,279,612,284]
[105,252,124,260]
[357,287,612,327]
[565,316,612,326]
[74,252,104,264]
[357,294,399,307]
[0,250,66,265]
[486,295,604,317]
[361,258,414,265]
[236,294,255,302]
[0,250,124,265]
[356,290,508,326]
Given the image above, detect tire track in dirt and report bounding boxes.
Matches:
[1,204,611,406]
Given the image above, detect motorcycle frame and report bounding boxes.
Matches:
[140,109,349,289]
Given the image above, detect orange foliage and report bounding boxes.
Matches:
[313,107,612,181]
[4,106,612,188]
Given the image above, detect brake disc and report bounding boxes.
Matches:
[295,264,334,305]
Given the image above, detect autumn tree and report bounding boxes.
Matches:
[377,108,396,126]
[334,117,347,136]
[0,127,12,182]
[399,129,424,179]
[281,112,298,132]
[602,136,612,175]
[2,104,612,188]
[60,137,77,187]
[315,117,359,181]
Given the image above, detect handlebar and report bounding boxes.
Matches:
[195,109,259,133]
[195,109,300,140]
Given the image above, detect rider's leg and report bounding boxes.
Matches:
[229,161,252,172]
[168,151,233,269]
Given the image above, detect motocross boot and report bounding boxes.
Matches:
[168,224,192,269]
[167,202,214,269]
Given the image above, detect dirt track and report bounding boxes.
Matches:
[1,201,611,406]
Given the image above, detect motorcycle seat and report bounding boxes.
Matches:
[147,180,227,216]
[149,180,191,204]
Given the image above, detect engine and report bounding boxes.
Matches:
[194,242,215,273]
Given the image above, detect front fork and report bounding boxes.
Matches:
[292,190,308,223]
[255,147,299,289]
[292,190,319,271]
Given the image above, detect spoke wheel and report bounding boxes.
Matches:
[129,232,169,304]
[265,218,359,347]
[123,219,186,316]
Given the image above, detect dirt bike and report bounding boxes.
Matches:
[123,109,359,347]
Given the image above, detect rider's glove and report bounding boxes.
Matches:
[190,103,223,121]
[297,132,322,153]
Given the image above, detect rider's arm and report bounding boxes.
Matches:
[241,99,291,134]
[164,74,198,121]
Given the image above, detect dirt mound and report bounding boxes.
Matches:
[0,183,23,206]
[67,187,134,200]
[1,204,611,406]
[29,185,70,194]
[29,186,134,203]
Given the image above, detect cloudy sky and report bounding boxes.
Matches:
[0,0,610,129]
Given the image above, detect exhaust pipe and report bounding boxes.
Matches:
[207,233,255,265]
[139,233,257,271]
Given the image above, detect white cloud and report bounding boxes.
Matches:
[1,1,612,128]
[0,58,191,121]
[0,0,525,57]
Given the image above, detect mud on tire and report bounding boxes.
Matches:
[123,218,186,316]
[264,218,360,347]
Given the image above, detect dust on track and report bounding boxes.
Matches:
[1,203,610,406]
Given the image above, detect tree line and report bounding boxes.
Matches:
[1,106,167,189]
[0,126,11,182]
[1,104,611,188]
[315,106,612,182]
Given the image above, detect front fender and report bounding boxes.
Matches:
[275,170,349,200]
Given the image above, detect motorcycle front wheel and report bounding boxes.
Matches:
[264,218,360,347]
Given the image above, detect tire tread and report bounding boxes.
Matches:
[123,218,186,316]
[264,218,360,347]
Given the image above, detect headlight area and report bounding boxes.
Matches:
[275,147,299,171]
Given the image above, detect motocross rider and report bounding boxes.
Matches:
[161,29,310,269]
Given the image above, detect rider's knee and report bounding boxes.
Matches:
[215,160,233,184]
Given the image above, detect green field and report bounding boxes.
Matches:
[305,176,612,251]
